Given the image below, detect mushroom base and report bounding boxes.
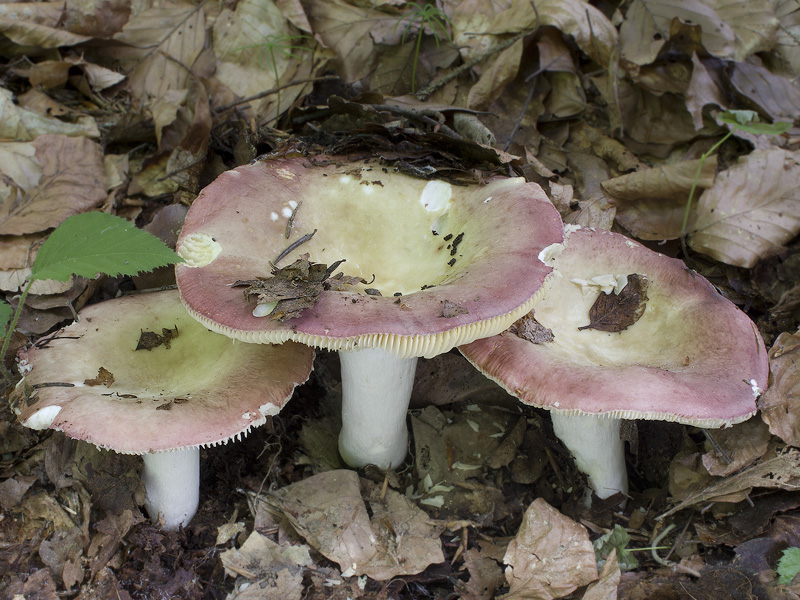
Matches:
[338,348,418,469]
[142,449,200,530]
[550,413,627,502]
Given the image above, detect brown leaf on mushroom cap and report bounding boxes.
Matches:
[578,273,648,333]
[510,313,554,344]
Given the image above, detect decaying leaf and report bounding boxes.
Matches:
[509,312,554,344]
[759,329,800,446]
[83,367,115,387]
[135,326,179,351]
[499,498,598,600]
[220,530,312,600]
[260,469,444,581]
[578,274,648,333]
[662,447,800,519]
[690,149,800,267]
[234,254,363,321]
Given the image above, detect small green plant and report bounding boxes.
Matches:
[679,110,791,258]
[0,211,183,384]
[395,2,452,93]
[778,547,800,585]
[593,524,668,571]
[237,33,313,123]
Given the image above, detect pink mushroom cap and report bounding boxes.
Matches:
[16,290,314,453]
[175,156,564,358]
[460,227,769,426]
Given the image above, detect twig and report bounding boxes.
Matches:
[214,76,341,113]
[650,523,703,577]
[274,229,317,264]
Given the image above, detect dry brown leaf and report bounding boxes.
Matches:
[730,61,800,123]
[603,156,716,202]
[661,447,800,519]
[462,546,506,600]
[499,498,598,600]
[0,87,98,140]
[0,135,105,236]
[619,0,735,66]
[774,0,800,76]
[711,0,779,61]
[685,53,727,130]
[110,1,206,102]
[604,157,717,240]
[701,419,772,477]
[265,470,444,581]
[689,149,800,267]
[220,530,312,600]
[582,549,620,600]
[305,0,397,82]
[467,40,524,110]
[0,17,91,49]
[759,330,800,446]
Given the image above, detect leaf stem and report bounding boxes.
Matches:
[679,131,732,260]
[1,279,34,387]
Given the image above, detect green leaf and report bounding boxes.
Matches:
[718,110,792,135]
[0,300,11,334]
[778,547,800,585]
[29,212,183,282]
[592,524,639,571]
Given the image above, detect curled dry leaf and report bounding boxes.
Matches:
[701,419,772,477]
[499,498,597,600]
[578,274,648,333]
[759,329,800,446]
[0,88,99,141]
[689,149,800,268]
[730,61,800,123]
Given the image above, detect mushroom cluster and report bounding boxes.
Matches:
[460,226,769,501]
[174,155,564,470]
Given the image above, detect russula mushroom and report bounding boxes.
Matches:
[15,290,313,529]
[459,226,768,501]
[175,156,563,469]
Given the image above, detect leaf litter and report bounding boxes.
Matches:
[1,0,800,597]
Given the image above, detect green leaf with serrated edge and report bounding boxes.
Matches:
[29,212,182,282]
[0,300,11,333]
[718,111,792,135]
[778,547,800,585]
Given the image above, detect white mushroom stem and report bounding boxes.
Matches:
[141,448,200,530]
[550,413,628,501]
[338,348,418,469]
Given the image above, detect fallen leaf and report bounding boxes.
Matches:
[0,87,99,141]
[578,274,648,333]
[263,469,444,580]
[582,549,620,600]
[0,135,105,236]
[109,0,206,102]
[462,546,506,600]
[689,149,800,267]
[701,419,771,477]
[730,60,800,123]
[759,329,800,445]
[661,447,800,519]
[510,312,554,344]
[83,367,115,387]
[619,0,734,66]
[499,498,598,600]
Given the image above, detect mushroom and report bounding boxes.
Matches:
[175,156,563,469]
[459,226,768,501]
[15,289,313,529]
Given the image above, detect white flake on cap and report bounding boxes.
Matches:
[23,405,62,430]
[177,233,222,268]
[420,180,453,212]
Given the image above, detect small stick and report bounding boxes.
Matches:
[274,229,316,264]
[285,201,302,239]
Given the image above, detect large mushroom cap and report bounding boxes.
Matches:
[175,157,563,358]
[460,227,769,427]
[16,289,314,453]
